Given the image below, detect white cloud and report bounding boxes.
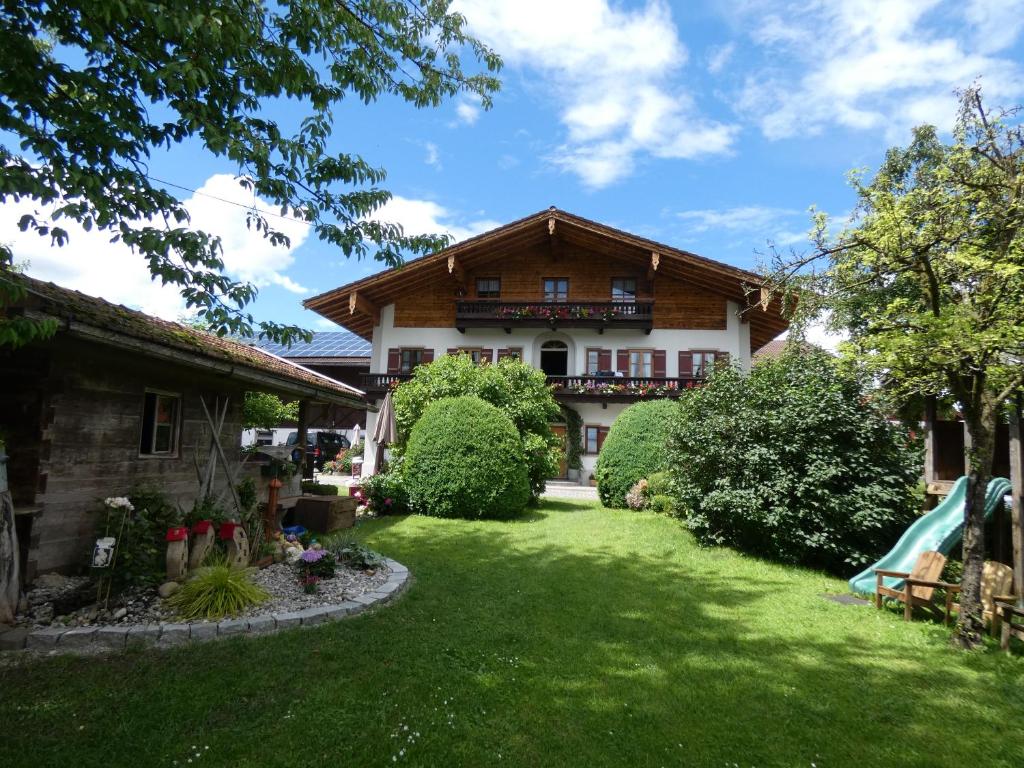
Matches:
[454,100,481,126]
[455,0,738,188]
[732,0,1024,141]
[424,141,442,170]
[707,42,735,74]
[677,205,799,233]
[1,173,310,319]
[373,196,501,244]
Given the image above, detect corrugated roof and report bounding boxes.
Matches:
[256,331,371,358]
[7,273,365,404]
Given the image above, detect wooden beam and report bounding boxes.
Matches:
[348,291,379,323]
[548,217,556,236]
[647,251,660,281]
[447,254,465,286]
[924,396,938,486]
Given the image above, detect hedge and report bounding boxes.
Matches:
[595,399,679,508]
[403,396,530,519]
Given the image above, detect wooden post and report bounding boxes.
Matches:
[0,447,22,623]
[1009,393,1023,607]
[297,399,311,480]
[924,396,937,485]
[963,419,973,475]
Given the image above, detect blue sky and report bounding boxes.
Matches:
[4,0,1024,336]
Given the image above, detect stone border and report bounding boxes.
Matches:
[0,558,409,654]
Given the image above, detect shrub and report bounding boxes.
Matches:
[301,481,339,496]
[293,548,337,580]
[166,562,268,620]
[667,349,921,572]
[333,539,386,571]
[649,494,676,516]
[95,487,182,589]
[403,396,531,519]
[393,354,561,499]
[646,471,672,497]
[595,400,679,508]
[358,467,410,515]
[625,479,649,510]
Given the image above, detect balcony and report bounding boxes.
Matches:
[548,375,702,401]
[361,372,412,394]
[455,299,654,334]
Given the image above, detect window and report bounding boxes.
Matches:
[543,277,569,302]
[498,347,523,361]
[476,277,501,299]
[611,278,636,302]
[455,348,488,365]
[140,391,180,456]
[628,350,653,378]
[400,348,423,373]
[585,425,608,454]
[586,348,601,374]
[690,350,718,378]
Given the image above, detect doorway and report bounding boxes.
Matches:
[540,340,568,377]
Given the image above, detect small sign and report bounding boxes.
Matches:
[92,537,116,568]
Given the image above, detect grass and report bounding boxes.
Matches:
[2,499,1023,767]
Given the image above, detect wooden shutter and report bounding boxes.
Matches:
[421,349,434,364]
[653,349,666,378]
[678,351,693,378]
[386,348,401,373]
[715,351,730,367]
[598,348,612,371]
[446,348,460,356]
[481,348,493,364]
[597,427,610,451]
[616,349,629,374]
[496,348,509,360]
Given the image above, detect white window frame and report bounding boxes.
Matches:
[139,389,181,458]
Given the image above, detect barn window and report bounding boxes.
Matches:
[140,391,181,456]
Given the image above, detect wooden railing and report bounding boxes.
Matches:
[455,299,653,332]
[360,372,412,392]
[547,375,703,399]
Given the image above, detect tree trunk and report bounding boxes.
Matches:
[954,401,998,649]
[0,448,22,624]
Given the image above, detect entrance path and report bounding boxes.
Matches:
[543,481,599,501]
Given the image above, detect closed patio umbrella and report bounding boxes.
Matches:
[372,391,397,447]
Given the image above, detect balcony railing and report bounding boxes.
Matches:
[547,375,703,400]
[455,299,653,334]
[361,372,412,393]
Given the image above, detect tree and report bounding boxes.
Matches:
[391,354,561,499]
[667,349,920,572]
[242,392,298,431]
[0,0,500,344]
[766,87,1024,647]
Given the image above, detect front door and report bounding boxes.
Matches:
[550,424,568,478]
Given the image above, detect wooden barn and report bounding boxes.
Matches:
[1,274,365,581]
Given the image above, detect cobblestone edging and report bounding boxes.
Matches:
[0,559,410,654]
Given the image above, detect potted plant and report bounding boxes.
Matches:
[588,473,597,487]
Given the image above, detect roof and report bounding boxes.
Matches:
[6,272,366,406]
[256,331,371,360]
[304,207,790,349]
[752,337,823,362]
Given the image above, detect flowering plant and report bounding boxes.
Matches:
[301,575,320,594]
[294,547,336,580]
[104,496,134,512]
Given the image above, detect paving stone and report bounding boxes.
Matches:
[377,580,400,594]
[273,612,303,629]
[188,622,217,642]
[126,624,161,646]
[0,627,29,651]
[157,624,191,647]
[247,615,276,634]
[325,601,360,620]
[351,593,377,606]
[26,627,66,649]
[218,618,249,636]
[93,626,128,650]
[297,607,331,626]
[58,627,98,647]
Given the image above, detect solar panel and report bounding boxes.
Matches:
[255,331,371,358]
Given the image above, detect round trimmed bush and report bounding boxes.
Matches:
[404,396,530,519]
[595,399,679,508]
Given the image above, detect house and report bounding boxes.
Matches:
[2,274,365,578]
[304,208,790,481]
[251,331,371,446]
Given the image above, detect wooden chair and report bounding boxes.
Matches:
[997,601,1024,652]
[875,551,956,623]
[978,561,1014,636]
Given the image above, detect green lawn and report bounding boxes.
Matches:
[2,499,1023,767]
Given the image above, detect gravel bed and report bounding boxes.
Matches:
[242,562,388,616]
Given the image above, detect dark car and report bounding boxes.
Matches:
[285,430,351,471]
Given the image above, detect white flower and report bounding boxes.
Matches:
[103,497,134,511]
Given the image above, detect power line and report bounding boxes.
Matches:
[146,174,313,227]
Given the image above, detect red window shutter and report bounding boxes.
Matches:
[598,348,612,371]
[597,427,610,451]
[653,349,666,378]
[386,348,401,373]
[678,351,693,378]
[447,348,459,356]
[616,350,629,374]
[481,348,493,364]
[421,349,434,364]
[715,351,730,367]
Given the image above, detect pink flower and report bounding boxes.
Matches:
[384,498,393,506]
[353,490,363,499]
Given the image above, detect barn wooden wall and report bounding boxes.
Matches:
[392,242,727,330]
[20,337,253,575]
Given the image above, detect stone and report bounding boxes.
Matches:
[377,580,400,594]
[297,607,331,626]
[157,624,191,647]
[273,612,304,630]
[247,615,276,634]
[34,573,72,590]
[112,607,128,621]
[188,622,217,642]
[351,593,377,606]
[157,581,181,599]
[217,618,249,636]
[125,624,161,646]
[58,627,98,647]
[325,601,360,620]
[26,627,66,649]
[0,627,29,651]
[93,626,129,650]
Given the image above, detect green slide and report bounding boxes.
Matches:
[848,475,1012,596]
